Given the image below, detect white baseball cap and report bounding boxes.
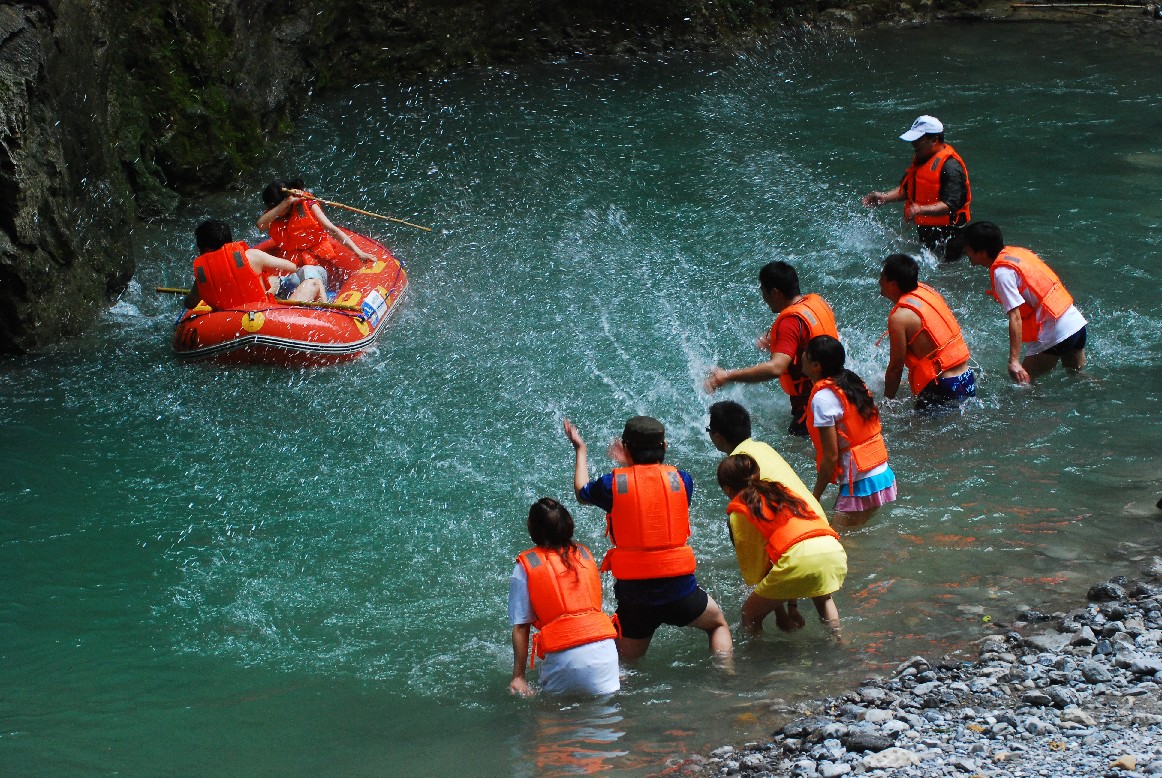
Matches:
[899,115,944,142]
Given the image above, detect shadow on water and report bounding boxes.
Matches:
[3,22,1162,778]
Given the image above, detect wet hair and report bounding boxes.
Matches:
[527,497,579,570]
[262,181,287,209]
[880,253,919,294]
[194,219,232,252]
[717,454,813,522]
[805,335,878,422]
[262,178,307,209]
[758,261,801,298]
[708,401,751,448]
[624,440,665,465]
[964,221,1005,260]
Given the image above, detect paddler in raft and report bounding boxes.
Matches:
[257,179,376,294]
[182,219,326,310]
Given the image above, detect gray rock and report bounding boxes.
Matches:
[1021,716,1055,735]
[1024,631,1071,653]
[1070,625,1098,646]
[1130,656,1162,676]
[857,686,888,704]
[1073,659,1110,687]
[781,716,834,739]
[741,753,765,768]
[819,723,849,740]
[1020,690,1053,707]
[1088,581,1128,602]
[790,758,818,776]
[949,756,978,772]
[1061,709,1098,727]
[861,748,920,769]
[861,709,894,724]
[819,763,851,778]
[840,730,893,753]
[710,746,736,757]
[1045,686,1080,708]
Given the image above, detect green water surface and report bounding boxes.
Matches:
[3,22,1162,777]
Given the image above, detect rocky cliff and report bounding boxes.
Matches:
[1,0,983,353]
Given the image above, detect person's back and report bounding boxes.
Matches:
[508,498,619,697]
[189,220,270,310]
[564,416,733,661]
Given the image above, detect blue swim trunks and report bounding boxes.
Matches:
[915,370,976,413]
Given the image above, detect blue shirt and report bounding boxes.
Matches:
[578,468,698,606]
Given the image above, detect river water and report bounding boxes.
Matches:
[3,21,1161,777]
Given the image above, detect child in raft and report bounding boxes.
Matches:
[507,497,620,697]
[717,454,846,635]
[801,335,897,529]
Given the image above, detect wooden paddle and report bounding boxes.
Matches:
[155,287,364,312]
[282,188,432,232]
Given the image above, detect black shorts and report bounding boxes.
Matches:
[1043,325,1087,356]
[615,586,710,640]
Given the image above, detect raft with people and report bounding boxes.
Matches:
[172,228,407,366]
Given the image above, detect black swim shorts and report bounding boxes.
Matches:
[615,586,710,640]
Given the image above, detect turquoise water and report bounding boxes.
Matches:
[3,23,1162,776]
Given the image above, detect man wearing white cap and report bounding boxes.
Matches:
[862,115,972,262]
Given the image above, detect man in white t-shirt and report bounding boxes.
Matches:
[964,221,1087,384]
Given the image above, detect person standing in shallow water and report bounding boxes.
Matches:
[564,416,733,662]
[963,221,1088,384]
[878,253,976,412]
[705,261,840,437]
[801,335,897,529]
[716,453,846,636]
[862,115,972,262]
[507,498,620,697]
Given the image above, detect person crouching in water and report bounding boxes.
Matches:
[802,335,897,529]
[716,454,846,636]
[508,498,620,697]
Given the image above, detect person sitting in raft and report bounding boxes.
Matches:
[257,179,376,291]
[564,416,733,662]
[716,453,846,636]
[801,335,897,529]
[182,219,326,310]
[878,253,976,412]
[508,497,620,698]
[962,221,1088,384]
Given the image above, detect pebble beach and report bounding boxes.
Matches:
[674,559,1162,777]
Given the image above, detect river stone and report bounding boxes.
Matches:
[1045,686,1080,708]
[1025,631,1071,652]
[1021,690,1053,707]
[1021,716,1055,735]
[791,758,818,776]
[1062,709,1098,727]
[1080,660,1114,683]
[1089,581,1128,602]
[1130,656,1162,676]
[1070,626,1098,646]
[857,686,889,704]
[861,709,895,724]
[781,716,833,739]
[841,730,893,753]
[819,763,851,778]
[862,747,920,769]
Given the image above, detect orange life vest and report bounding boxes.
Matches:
[517,545,618,666]
[191,241,271,310]
[890,283,972,394]
[601,464,697,580]
[905,144,971,227]
[987,246,1075,343]
[725,493,838,565]
[267,197,329,265]
[770,294,840,398]
[806,378,889,486]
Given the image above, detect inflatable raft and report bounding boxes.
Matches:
[173,229,407,366]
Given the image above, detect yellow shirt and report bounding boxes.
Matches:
[728,438,829,585]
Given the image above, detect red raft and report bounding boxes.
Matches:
[173,229,407,366]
